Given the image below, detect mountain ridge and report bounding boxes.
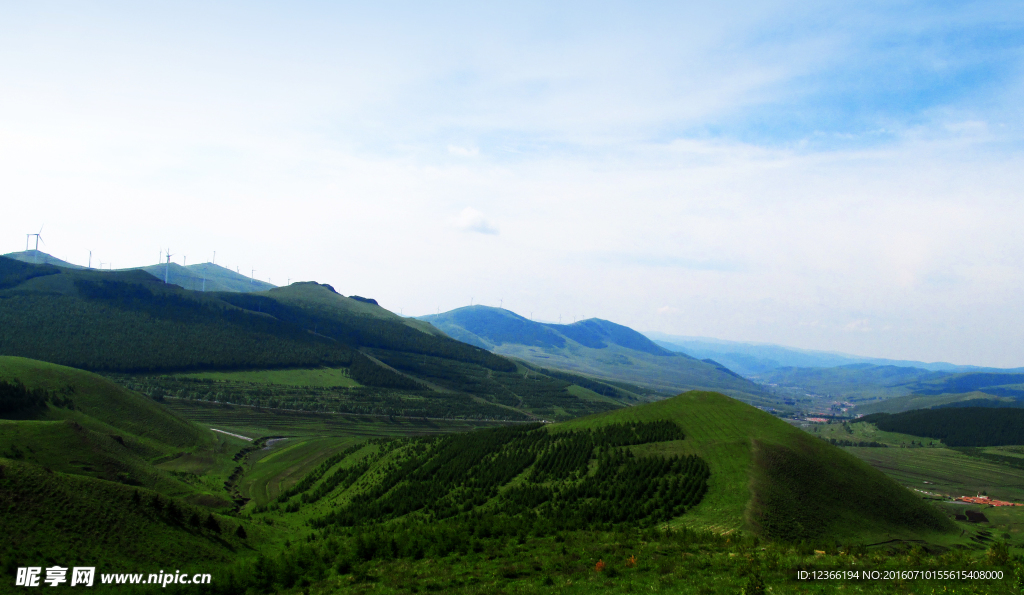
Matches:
[419,306,775,407]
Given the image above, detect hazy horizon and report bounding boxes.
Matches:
[3,2,1022,367]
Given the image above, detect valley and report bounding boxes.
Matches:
[1,255,1023,593]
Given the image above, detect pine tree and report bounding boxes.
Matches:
[204,514,220,533]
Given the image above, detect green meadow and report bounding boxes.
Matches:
[178,367,360,388]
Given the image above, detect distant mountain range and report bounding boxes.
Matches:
[644,332,1021,376]
[3,250,274,293]
[419,306,775,407]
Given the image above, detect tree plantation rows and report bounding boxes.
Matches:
[114,375,534,420]
[260,421,711,546]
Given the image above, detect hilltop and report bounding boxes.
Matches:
[553,391,952,540]
[2,249,276,293]
[420,306,775,407]
[2,249,85,270]
[139,261,276,293]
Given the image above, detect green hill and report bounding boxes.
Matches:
[854,391,1017,414]
[140,261,277,293]
[263,391,952,546]
[0,357,261,573]
[0,458,256,573]
[1,250,277,293]
[1,249,85,269]
[420,306,775,407]
[0,258,630,421]
[554,391,953,541]
[0,357,216,490]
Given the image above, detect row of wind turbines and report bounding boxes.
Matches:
[21,226,270,289]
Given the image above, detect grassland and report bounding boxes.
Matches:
[804,418,944,447]
[854,391,1016,414]
[177,367,361,387]
[848,448,1024,503]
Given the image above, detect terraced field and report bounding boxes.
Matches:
[162,398,516,439]
[239,437,363,506]
[176,366,360,387]
[848,446,1024,502]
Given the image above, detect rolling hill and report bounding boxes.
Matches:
[268,390,953,548]
[420,306,775,407]
[139,261,276,293]
[0,257,634,421]
[2,249,276,292]
[0,356,213,487]
[553,391,953,540]
[0,357,258,571]
[1,249,85,270]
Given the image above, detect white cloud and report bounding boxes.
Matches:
[454,207,499,235]
[448,145,480,157]
[1,2,1022,366]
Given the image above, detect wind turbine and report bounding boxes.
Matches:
[88,251,92,269]
[164,249,173,283]
[28,226,44,263]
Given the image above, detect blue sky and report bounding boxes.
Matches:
[2,1,1023,366]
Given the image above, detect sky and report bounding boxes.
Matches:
[1,1,1023,367]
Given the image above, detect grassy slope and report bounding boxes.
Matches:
[0,458,256,572]
[849,447,1024,502]
[423,306,772,405]
[1,250,84,269]
[0,356,209,449]
[855,391,1015,414]
[0,359,283,575]
[141,262,277,293]
[496,342,770,402]
[553,391,955,542]
[264,283,442,337]
[238,437,364,506]
[0,357,255,508]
